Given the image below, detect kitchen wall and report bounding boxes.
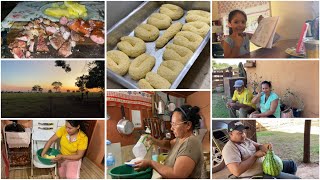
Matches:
[107,106,152,146]
[186,91,211,152]
[212,1,319,40]
[246,60,319,118]
[86,120,105,169]
[271,1,319,40]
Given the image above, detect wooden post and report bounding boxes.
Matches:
[303,120,311,163]
[241,120,257,142]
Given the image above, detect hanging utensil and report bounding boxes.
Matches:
[167,94,176,112]
[117,105,134,135]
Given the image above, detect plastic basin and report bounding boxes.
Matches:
[37,148,60,165]
[109,164,153,179]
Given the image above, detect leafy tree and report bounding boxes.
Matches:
[51,81,62,92]
[32,85,43,93]
[48,89,52,93]
[55,60,71,72]
[75,61,105,91]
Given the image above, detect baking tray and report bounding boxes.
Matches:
[107,1,210,89]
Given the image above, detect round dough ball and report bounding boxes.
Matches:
[117,36,146,58]
[134,24,160,42]
[107,50,130,76]
[129,53,156,80]
[147,13,172,30]
[182,21,210,38]
[159,4,184,20]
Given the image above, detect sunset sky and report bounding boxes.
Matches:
[1,60,101,92]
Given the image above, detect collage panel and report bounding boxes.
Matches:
[106,1,211,89]
[1,119,105,179]
[212,1,319,59]
[212,119,319,179]
[1,1,105,59]
[106,91,210,179]
[212,60,319,119]
[1,60,105,118]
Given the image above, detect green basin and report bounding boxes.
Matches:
[109,164,153,179]
[37,148,60,165]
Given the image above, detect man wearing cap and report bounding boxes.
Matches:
[222,120,299,179]
[226,80,256,118]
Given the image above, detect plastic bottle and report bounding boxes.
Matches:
[151,146,159,162]
[106,153,115,171]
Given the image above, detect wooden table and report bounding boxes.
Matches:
[240,39,298,58]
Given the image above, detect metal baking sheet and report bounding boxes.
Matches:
[107,1,210,89]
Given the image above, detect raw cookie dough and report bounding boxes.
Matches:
[117,36,146,58]
[182,21,210,37]
[129,53,156,80]
[107,50,130,76]
[134,24,160,42]
[147,13,172,30]
[163,44,193,64]
[159,4,184,20]
[138,79,154,89]
[173,31,203,52]
[138,72,171,89]
[157,60,184,83]
[156,22,182,48]
[185,10,210,25]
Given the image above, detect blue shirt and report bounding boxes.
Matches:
[224,34,250,56]
[260,92,281,118]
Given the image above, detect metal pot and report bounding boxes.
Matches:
[117,105,134,135]
[167,94,176,112]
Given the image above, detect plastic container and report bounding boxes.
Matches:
[151,146,159,162]
[108,164,153,179]
[37,148,60,165]
[107,153,115,170]
[304,38,319,58]
[132,135,152,159]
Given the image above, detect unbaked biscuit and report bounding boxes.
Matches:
[147,13,172,30]
[173,31,203,52]
[107,50,130,76]
[185,10,210,25]
[138,79,154,89]
[134,24,160,42]
[163,44,193,64]
[129,53,156,80]
[157,60,184,83]
[159,4,184,20]
[143,72,171,89]
[117,36,146,58]
[182,21,210,38]
[156,22,182,48]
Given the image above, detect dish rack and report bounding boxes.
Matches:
[31,120,65,179]
[3,126,32,170]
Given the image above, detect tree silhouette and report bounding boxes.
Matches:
[31,85,43,93]
[51,81,62,92]
[75,61,105,91]
[55,61,71,72]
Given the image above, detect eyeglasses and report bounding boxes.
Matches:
[170,121,187,127]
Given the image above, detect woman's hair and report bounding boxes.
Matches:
[261,81,272,88]
[66,120,86,134]
[173,105,201,130]
[228,9,247,35]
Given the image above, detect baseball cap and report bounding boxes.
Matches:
[228,120,249,132]
[233,80,244,88]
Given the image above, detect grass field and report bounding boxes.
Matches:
[257,130,319,164]
[212,92,229,118]
[1,92,104,118]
